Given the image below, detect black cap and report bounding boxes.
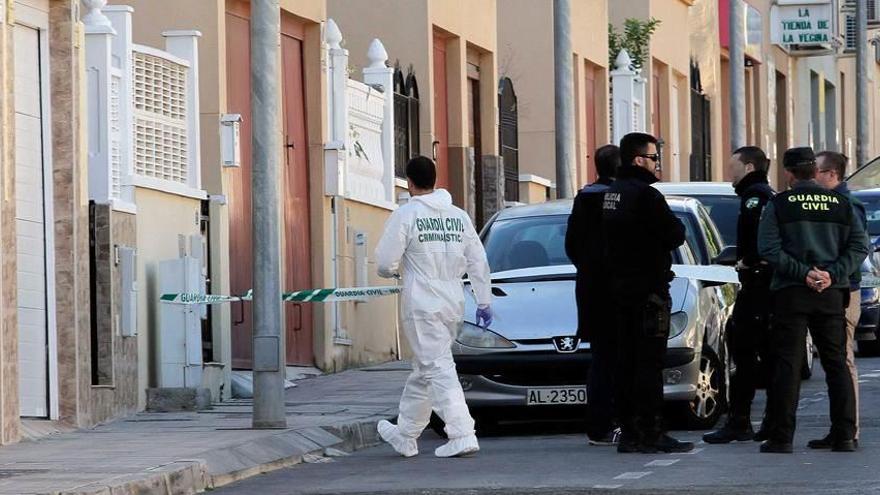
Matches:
[783,147,815,169]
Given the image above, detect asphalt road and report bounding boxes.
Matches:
[217,356,880,495]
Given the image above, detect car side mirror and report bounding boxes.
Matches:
[711,245,738,266]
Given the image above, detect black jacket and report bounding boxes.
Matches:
[734,171,775,267]
[601,165,686,301]
[758,180,868,291]
[566,177,614,339]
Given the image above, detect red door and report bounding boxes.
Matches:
[225,6,254,368]
[281,16,314,366]
[226,2,314,368]
[433,32,449,189]
[584,65,597,184]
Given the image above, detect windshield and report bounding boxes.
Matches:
[483,215,571,272]
[482,213,684,273]
[680,195,739,246]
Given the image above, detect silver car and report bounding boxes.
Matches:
[452,198,734,430]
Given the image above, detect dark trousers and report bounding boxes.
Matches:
[613,294,671,444]
[768,287,856,444]
[728,285,772,421]
[586,317,617,440]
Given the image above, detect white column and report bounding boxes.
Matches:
[324,18,349,196]
[104,5,135,207]
[83,0,116,203]
[363,38,394,206]
[164,30,203,191]
[611,50,643,146]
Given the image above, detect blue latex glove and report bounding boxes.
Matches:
[476,305,493,328]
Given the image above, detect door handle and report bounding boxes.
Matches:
[432,141,440,160]
[293,303,303,332]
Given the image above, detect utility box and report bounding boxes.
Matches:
[118,246,138,337]
[220,114,242,168]
[158,256,203,388]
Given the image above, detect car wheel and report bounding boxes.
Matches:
[677,348,726,430]
[859,339,880,357]
[802,333,814,380]
[680,349,726,430]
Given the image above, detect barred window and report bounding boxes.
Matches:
[393,65,420,179]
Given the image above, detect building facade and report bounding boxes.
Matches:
[497,0,610,197]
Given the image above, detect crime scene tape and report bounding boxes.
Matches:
[160,285,402,305]
[671,264,739,285]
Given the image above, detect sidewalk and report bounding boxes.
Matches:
[0,362,410,495]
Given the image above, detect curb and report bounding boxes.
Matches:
[51,418,389,495]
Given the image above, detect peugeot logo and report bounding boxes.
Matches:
[553,336,580,354]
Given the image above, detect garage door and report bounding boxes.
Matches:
[14,19,49,418]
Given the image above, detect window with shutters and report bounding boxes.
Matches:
[133,50,190,184]
[846,14,857,52]
[126,43,204,199]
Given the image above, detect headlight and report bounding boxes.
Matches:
[862,287,880,304]
[669,311,688,340]
[456,322,516,348]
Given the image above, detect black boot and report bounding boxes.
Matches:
[652,434,695,453]
[703,417,755,444]
[759,440,793,454]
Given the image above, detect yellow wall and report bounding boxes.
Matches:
[498,0,608,196]
[134,188,202,407]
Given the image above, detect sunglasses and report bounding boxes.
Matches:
[639,153,661,162]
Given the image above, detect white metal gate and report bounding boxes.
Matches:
[14,1,55,418]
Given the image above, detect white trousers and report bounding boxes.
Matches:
[396,317,475,440]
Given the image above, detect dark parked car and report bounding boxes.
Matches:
[849,189,880,355]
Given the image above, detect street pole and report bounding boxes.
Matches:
[857,0,870,168]
[554,0,574,198]
[251,0,286,429]
[729,0,745,151]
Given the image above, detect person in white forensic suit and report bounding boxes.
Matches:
[375,156,493,458]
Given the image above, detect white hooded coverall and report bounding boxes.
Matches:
[376,189,492,440]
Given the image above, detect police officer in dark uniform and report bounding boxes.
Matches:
[704,146,775,444]
[566,145,620,445]
[602,133,691,454]
[757,147,868,454]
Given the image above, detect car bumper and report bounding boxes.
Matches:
[454,348,700,408]
[856,302,880,341]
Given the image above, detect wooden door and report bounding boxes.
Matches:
[433,32,449,188]
[584,64,597,184]
[468,78,483,227]
[225,8,254,369]
[281,17,314,366]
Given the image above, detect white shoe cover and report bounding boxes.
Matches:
[377,420,418,458]
[434,434,479,458]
